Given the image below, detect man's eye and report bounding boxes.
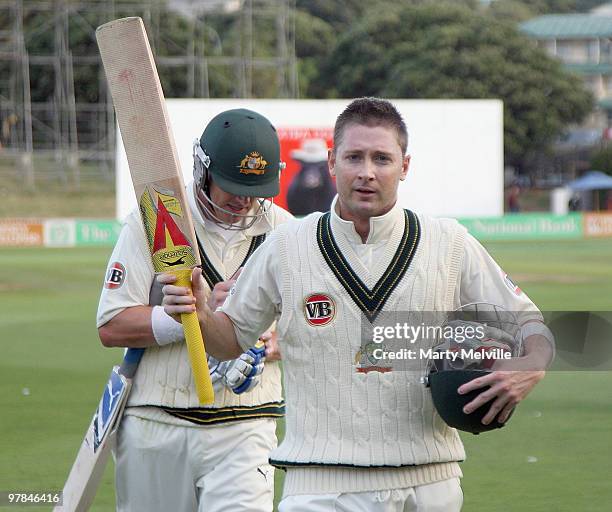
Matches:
[346,154,360,161]
[375,155,391,162]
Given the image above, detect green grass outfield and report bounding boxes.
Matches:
[1,239,611,511]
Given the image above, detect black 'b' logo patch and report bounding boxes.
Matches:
[105,262,126,290]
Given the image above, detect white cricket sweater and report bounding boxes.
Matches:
[222,202,468,494]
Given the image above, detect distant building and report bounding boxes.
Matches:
[591,2,612,16]
[520,13,612,131]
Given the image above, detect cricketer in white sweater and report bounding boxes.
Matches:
[97,181,291,418]
[218,196,542,496]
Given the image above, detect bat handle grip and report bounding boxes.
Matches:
[171,268,215,405]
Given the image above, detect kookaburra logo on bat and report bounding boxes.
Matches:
[161,256,187,267]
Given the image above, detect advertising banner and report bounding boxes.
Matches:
[76,220,121,246]
[276,127,335,215]
[459,214,583,240]
[0,219,44,246]
[583,213,612,238]
[43,219,76,247]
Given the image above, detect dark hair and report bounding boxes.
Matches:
[333,97,408,155]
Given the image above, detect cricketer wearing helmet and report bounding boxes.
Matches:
[97,109,292,512]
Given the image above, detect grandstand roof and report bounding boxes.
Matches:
[520,14,612,39]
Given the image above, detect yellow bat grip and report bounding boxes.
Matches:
[170,269,215,405]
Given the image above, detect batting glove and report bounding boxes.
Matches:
[208,342,265,395]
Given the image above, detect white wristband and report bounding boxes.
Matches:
[151,305,185,346]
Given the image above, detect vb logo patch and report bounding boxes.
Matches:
[304,293,335,326]
[104,262,126,289]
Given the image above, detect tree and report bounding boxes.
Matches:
[294,9,336,96]
[487,0,542,22]
[590,145,612,175]
[316,2,593,172]
[296,0,367,30]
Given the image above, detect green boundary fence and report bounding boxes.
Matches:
[1,213,612,247]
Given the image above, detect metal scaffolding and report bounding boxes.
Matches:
[0,0,297,189]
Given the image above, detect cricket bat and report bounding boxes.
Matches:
[55,17,214,511]
[95,16,214,406]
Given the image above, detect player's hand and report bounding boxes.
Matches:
[208,268,242,310]
[211,342,265,394]
[159,268,207,321]
[208,355,226,392]
[457,368,545,425]
[260,330,281,361]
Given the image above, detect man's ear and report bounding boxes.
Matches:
[400,154,410,181]
[328,148,336,177]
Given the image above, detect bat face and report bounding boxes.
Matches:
[96,17,201,272]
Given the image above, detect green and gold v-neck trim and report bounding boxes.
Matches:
[197,233,266,288]
[317,209,420,322]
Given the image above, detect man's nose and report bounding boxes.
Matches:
[358,158,376,180]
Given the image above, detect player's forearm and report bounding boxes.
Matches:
[159,269,243,359]
[197,306,244,361]
[98,306,156,348]
[519,320,555,370]
[521,334,554,370]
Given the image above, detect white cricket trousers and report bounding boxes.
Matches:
[114,415,277,512]
[278,477,463,512]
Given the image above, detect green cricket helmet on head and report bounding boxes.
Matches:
[194,109,281,193]
[193,108,283,229]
